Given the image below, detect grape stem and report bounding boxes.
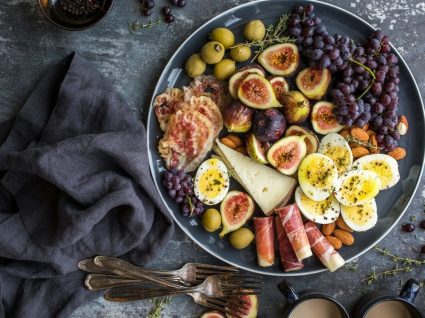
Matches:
[349,57,376,101]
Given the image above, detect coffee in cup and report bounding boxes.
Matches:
[289,298,343,318]
[364,300,412,318]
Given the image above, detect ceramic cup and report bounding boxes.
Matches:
[352,279,423,318]
[278,280,350,318]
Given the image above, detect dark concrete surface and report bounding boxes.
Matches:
[0,0,424,317]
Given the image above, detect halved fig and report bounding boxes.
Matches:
[226,293,258,318]
[258,43,299,76]
[269,76,289,101]
[220,191,254,237]
[267,136,307,175]
[279,91,311,124]
[296,67,331,100]
[285,125,319,155]
[201,311,226,318]
[228,65,265,99]
[238,74,281,109]
[246,132,270,164]
[311,101,344,135]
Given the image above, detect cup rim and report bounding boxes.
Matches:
[286,293,350,318]
[361,297,423,318]
[37,0,115,31]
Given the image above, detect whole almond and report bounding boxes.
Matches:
[351,127,369,142]
[340,129,351,139]
[396,115,408,135]
[333,229,354,246]
[387,147,406,160]
[220,136,238,149]
[352,147,369,158]
[366,129,375,137]
[322,222,336,236]
[325,235,343,250]
[226,134,243,147]
[362,123,369,131]
[369,134,380,154]
[336,216,353,232]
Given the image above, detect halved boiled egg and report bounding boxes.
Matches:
[295,187,340,224]
[341,199,378,232]
[298,153,339,201]
[334,170,381,207]
[318,133,353,175]
[194,158,230,205]
[352,154,400,190]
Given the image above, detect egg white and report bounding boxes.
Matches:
[340,199,378,232]
[319,133,353,175]
[352,154,400,190]
[295,187,340,224]
[194,158,230,205]
[298,153,339,201]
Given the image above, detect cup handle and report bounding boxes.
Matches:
[399,279,420,303]
[277,280,300,304]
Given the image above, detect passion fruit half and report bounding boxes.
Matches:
[238,74,281,109]
[220,191,254,237]
[267,136,307,175]
[296,67,331,100]
[311,101,344,135]
[258,43,299,76]
[285,125,319,155]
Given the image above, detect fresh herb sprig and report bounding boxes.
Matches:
[147,297,171,318]
[230,14,296,62]
[362,246,425,285]
[128,19,162,32]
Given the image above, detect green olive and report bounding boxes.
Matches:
[213,59,236,80]
[201,41,225,64]
[230,44,252,62]
[185,54,206,78]
[229,228,255,249]
[210,27,235,49]
[243,20,266,41]
[202,208,221,232]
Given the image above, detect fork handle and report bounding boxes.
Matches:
[85,274,144,291]
[94,256,182,289]
[104,287,193,302]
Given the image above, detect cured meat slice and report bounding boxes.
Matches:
[277,204,312,261]
[177,96,223,137]
[184,75,231,111]
[158,109,214,172]
[253,217,275,267]
[274,216,304,272]
[154,88,185,131]
[304,221,345,272]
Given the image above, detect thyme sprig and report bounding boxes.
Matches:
[344,135,382,150]
[363,246,425,285]
[128,19,162,32]
[230,14,296,62]
[147,297,171,318]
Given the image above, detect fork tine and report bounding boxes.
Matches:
[204,300,243,318]
[193,263,239,272]
[226,298,251,314]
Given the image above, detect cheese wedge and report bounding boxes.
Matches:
[214,140,296,215]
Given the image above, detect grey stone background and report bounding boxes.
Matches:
[0,0,424,317]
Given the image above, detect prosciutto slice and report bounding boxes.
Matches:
[274,216,304,272]
[253,217,275,267]
[277,204,312,261]
[304,221,345,272]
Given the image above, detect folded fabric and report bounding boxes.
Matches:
[0,53,174,318]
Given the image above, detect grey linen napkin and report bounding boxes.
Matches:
[0,53,174,318]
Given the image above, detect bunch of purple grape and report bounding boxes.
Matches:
[332,31,400,151]
[288,4,355,73]
[162,169,205,216]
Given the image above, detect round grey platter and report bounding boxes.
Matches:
[147,0,425,276]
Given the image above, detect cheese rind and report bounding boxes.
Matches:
[214,140,296,215]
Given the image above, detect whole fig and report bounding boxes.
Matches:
[223,101,254,133]
[253,109,286,142]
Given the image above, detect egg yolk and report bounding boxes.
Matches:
[322,146,351,174]
[300,158,336,190]
[338,174,379,205]
[197,168,226,200]
[300,192,338,219]
[342,202,375,225]
[362,161,392,188]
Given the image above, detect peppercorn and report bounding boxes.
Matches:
[59,0,101,17]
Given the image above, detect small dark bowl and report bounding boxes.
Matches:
[38,0,115,31]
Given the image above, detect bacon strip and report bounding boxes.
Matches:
[274,216,304,272]
[253,217,275,267]
[304,221,345,272]
[277,204,312,261]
